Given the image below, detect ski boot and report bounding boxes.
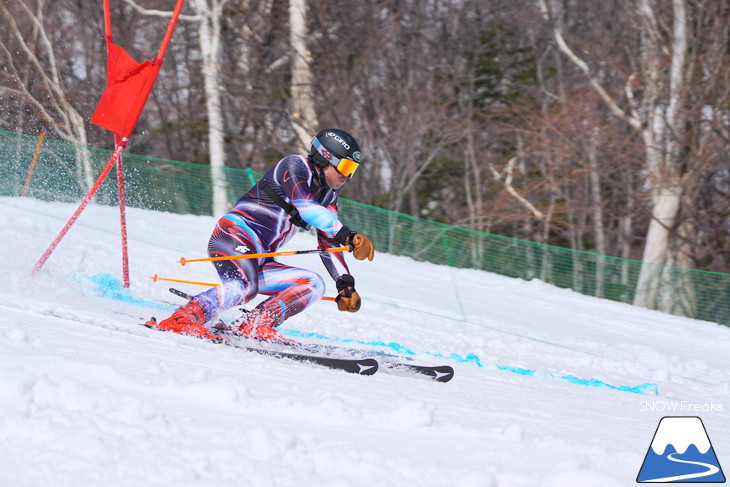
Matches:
[146,299,225,343]
[236,308,298,345]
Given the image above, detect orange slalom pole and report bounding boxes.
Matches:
[150,274,337,301]
[21,130,45,197]
[178,246,349,266]
[151,274,218,287]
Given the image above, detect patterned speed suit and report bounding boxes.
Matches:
[192,155,351,325]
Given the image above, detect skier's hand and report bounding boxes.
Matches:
[348,233,374,261]
[335,274,361,312]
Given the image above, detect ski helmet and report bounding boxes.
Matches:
[309,128,362,178]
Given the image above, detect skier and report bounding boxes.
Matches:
[147,128,375,343]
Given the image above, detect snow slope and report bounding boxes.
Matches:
[1,196,728,487]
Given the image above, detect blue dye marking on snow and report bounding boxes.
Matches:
[560,375,658,395]
[71,272,173,311]
[283,329,657,395]
[283,329,418,355]
[75,282,658,396]
[498,365,536,376]
[424,351,484,366]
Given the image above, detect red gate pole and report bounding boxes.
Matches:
[115,134,130,287]
[31,139,128,276]
[106,0,186,287]
[31,0,186,278]
[156,0,186,62]
[102,0,130,288]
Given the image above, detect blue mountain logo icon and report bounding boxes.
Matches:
[637,416,725,483]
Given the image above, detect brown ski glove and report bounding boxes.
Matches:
[334,227,375,261]
[335,274,361,312]
[349,234,374,261]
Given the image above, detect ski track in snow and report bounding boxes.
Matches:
[1,197,729,487]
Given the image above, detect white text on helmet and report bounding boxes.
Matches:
[327,132,351,151]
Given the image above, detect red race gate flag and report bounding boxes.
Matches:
[32,0,185,279]
[90,43,161,138]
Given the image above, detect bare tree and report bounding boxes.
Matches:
[1,0,728,284]
[0,0,96,190]
[537,0,710,311]
[192,0,230,215]
[288,0,317,150]
[123,0,233,215]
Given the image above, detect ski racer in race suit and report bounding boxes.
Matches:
[147,129,375,342]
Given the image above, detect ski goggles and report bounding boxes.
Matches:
[335,157,359,177]
[312,137,360,177]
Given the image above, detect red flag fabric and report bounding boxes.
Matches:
[91,43,160,138]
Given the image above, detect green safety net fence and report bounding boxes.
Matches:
[2,129,729,325]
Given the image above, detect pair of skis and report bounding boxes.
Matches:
[142,320,454,382]
[227,339,455,382]
[154,288,455,382]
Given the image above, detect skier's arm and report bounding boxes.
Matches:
[315,205,372,313]
[276,158,345,238]
[317,224,350,281]
[276,157,374,259]
[275,157,373,312]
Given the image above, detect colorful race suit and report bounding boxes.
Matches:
[192,155,352,325]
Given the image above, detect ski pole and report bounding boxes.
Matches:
[151,274,218,287]
[178,246,349,266]
[150,274,337,301]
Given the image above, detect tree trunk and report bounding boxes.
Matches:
[587,131,606,298]
[289,0,317,151]
[634,0,689,309]
[541,0,695,309]
[193,0,229,216]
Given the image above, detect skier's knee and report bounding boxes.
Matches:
[309,272,326,299]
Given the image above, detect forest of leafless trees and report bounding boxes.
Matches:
[1,0,729,286]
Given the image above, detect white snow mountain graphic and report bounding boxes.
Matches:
[637,416,726,483]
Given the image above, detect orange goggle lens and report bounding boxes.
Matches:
[336,158,359,177]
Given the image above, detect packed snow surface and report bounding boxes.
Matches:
[1,197,728,487]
